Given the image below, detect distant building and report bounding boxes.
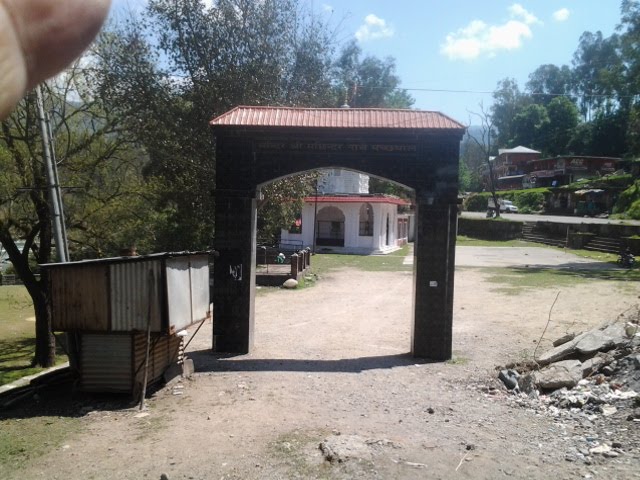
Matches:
[482,146,621,190]
[493,146,541,190]
[525,156,620,188]
[279,169,411,254]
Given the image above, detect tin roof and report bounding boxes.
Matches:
[41,251,212,269]
[498,146,541,155]
[303,195,410,205]
[210,106,465,131]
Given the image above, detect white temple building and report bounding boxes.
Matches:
[279,169,412,254]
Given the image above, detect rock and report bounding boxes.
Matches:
[535,360,583,390]
[319,435,373,463]
[601,365,614,376]
[575,330,616,356]
[600,405,617,416]
[499,369,520,390]
[160,474,169,480]
[282,278,298,289]
[553,332,579,347]
[581,353,613,377]
[536,334,583,365]
[589,444,611,455]
[518,373,538,395]
[601,322,629,347]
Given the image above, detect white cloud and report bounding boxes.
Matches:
[508,3,541,25]
[322,4,333,13]
[440,4,540,61]
[355,14,394,42]
[553,8,570,22]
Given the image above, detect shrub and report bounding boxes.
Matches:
[613,180,640,216]
[463,193,490,212]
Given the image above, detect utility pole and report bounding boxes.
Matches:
[36,84,69,262]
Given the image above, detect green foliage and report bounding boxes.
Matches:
[614,180,640,218]
[463,189,549,213]
[563,174,634,190]
[257,172,317,244]
[333,40,414,108]
[500,190,547,212]
[463,193,490,212]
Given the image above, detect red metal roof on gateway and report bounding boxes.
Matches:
[303,195,410,205]
[210,106,464,130]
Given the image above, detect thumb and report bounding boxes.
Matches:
[0,0,111,120]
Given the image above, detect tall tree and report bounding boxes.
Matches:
[526,64,574,107]
[333,40,414,108]
[491,78,530,148]
[545,96,579,156]
[572,31,624,120]
[0,63,147,366]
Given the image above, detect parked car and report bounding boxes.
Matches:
[488,198,519,213]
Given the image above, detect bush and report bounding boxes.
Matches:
[463,193,491,212]
[613,180,640,216]
[500,189,547,212]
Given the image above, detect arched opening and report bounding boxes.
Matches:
[315,206,345,247]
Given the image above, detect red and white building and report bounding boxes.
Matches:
[280,169,411,254]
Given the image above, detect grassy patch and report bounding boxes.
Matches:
[0,416,80,474]
[0,286,67,386]
[446,352,469,365]
[479,264,640,295]
[456,236,539,248]
[311,245,411,276]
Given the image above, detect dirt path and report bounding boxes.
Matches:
[5,248,640,480]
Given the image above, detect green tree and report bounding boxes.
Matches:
[333,40,414,108]
[491,78,530,148]
[526,64,574,107]
[0,63,148,366]
[572,31,624,120]
[511,104,550,151]
[545,96,579,155]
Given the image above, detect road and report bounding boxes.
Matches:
[461,211,640,226]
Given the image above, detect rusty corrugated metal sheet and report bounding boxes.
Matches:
[109,260,164,332]
[80,333,181,393]
[133,333,181,388]
[50,264,109,331]
[80,334,132,392]
[210,106,465,130]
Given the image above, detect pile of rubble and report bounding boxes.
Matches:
[497,314,640,464]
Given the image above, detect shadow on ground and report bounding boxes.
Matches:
[188,351,433,374]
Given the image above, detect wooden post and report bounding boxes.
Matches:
[290,253,298,277]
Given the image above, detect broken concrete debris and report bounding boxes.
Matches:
[496,316,640,467]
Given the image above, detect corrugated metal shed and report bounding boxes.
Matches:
[210,106,465,131]
[43,252,211,333]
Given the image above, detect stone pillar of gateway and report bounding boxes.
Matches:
[209,106,465,360]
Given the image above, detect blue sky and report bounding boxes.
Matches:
[109,1,622,123]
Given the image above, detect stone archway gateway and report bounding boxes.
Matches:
[210,106,464,360]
